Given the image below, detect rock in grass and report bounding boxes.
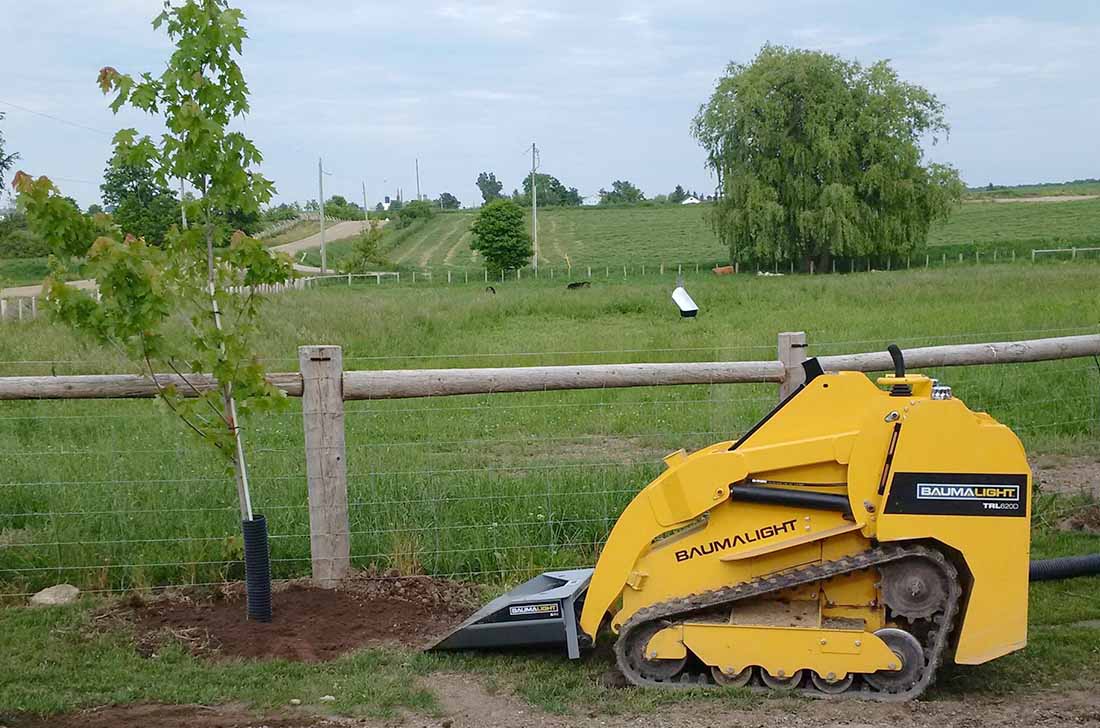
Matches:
[319,695,336,702]
[29,584,80,607]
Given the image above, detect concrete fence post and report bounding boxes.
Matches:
[777,331,808,401]
[298,345,350,588]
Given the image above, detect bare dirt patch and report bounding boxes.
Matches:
[124,573,479,663]
[3,703,359,728]
[1031,454,1100,498]
[414,677,1100,728]
[1062,503,1100,535]
[8,682,1100,728]
[427,676,1100,727]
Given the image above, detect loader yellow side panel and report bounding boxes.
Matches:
[578,372,879,639]
[874,400,1032,664]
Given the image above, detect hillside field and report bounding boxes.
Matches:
[965,180,1100,200]
[318,197,1100,273]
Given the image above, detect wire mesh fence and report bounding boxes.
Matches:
[1,328,1098,597]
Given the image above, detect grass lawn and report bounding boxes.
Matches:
[0,263,1097,595]
[0,524,1096,718]
[0,262,1097,720]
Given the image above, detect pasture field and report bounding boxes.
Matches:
[0,263,1098,598]
[965,180,1100,200]
[360,198,1100,272]
[1,263,1099,720]
[930,197,1100,248]
[5,197,1099,288]
[0,257,49,288]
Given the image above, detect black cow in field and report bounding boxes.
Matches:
[567,281,591,290]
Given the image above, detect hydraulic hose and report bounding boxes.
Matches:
[1029,554,1100,582]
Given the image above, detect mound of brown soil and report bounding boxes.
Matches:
[1062,503,1100,535]
[128,574,480,663]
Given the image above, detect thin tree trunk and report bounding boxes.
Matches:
[203,180,252,521]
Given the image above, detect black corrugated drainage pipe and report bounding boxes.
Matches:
[1029,554,1100,582]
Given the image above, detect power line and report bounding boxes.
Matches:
[0,99,113,138]
[52,176,100,186]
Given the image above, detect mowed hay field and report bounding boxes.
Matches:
[1,264,1098,596]
[352,197,1100,272]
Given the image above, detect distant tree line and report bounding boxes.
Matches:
[473,169,708,208]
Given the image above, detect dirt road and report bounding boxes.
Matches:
[1,222,372,296]
[270,220,372,258]
[0,277,95,298]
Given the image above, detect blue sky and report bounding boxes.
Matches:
[3,0,1099,209]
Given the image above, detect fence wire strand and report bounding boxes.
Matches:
[1,328,1098,596]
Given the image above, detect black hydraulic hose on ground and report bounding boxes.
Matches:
[1029,554,1100,582]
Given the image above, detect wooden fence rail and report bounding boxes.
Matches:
[2,331,1098,586]
[0,333,1095,402]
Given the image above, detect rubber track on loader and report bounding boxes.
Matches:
[615,544,960,700]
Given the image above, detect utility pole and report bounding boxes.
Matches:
[361,180,369,225]
[530,142,538,273]
[415,158,421,201]
[318,157,327,274]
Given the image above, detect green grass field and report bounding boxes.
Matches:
[933,198,1100,247]
[0,257,50,288]
[1,264,1098,596]
[966,180,1100,200]
[6,198,1099,288]
[336,198,1100,273]
[1,263,1098,719]
[3,557,1098,717]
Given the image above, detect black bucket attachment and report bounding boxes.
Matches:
[429,568,593,659]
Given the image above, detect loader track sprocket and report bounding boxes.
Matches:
[880,558,949,620]
[613,544,960,701]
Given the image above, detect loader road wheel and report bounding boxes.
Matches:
[710,665,753,687]
[864,628,925,693]
[623,622,688,682]
[881,558,948,620]
[760,669,804,690]
[811,671,854,694]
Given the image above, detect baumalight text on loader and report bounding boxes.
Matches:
[432,346,1100,700]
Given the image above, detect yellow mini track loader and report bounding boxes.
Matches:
[434,346,1096,699]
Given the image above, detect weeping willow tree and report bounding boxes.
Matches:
[692,45,964,271]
